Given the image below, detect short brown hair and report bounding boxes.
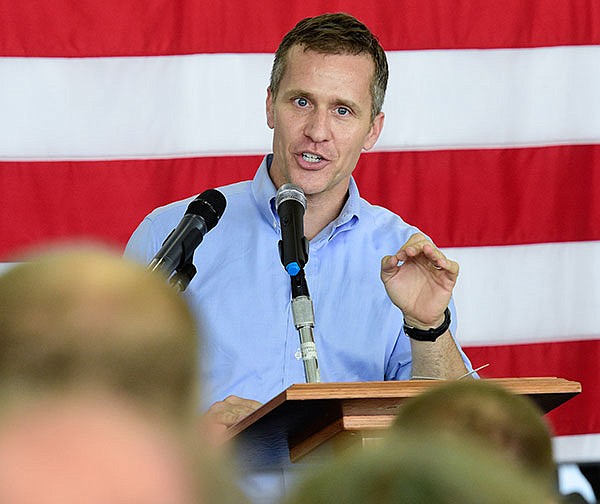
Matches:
[270,12,388,122]
[0,245,199,425]
[393,380,557,490]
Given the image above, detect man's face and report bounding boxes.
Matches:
[266,45,384,204]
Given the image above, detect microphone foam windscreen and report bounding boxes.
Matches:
[186,189,227,231]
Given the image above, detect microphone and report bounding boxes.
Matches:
[276,183,309,276]
[275,184,321,383]
[276,184,320,383]
[148,189,226,278]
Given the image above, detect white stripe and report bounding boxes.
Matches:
[0,263,17,275]
[445,240,600,346]
[383,45,600,150]
[554,434,600,463]
[0,53,273,160]
[1,241,598,347]
[1,45,599,160]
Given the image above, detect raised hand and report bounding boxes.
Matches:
[380,233,459,329]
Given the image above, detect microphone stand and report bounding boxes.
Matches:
[169,259,197,292]
[148,231,198,292]
[290,269,320,383]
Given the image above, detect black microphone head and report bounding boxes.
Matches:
[185,189,226,231]
[276,183,306,211]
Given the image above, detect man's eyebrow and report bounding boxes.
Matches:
[282,88,313,100]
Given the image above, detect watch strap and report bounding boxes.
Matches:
[403,307,451,342]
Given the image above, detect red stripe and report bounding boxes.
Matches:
[0,157,260,260]
[1,144,599,259]
[1,0,599,57]
[356,145,600,248]
[464,339,600,437]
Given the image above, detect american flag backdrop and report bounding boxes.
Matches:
[1,0,599,463]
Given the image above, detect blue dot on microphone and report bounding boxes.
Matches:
[286,262,301,276]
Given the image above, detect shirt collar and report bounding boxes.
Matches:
[313,178,360,246]
[251,154,279,231]
[250,154,361,238]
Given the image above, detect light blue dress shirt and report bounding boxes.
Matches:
[125,155,472,412]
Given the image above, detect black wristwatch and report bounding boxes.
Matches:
[403,307,451,342]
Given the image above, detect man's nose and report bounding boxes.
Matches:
[303,108,331,143]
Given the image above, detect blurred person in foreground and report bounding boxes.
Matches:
[0,245,249,504]
[283,433,558,504]
[392,379,587,503]
[0,245,198,427]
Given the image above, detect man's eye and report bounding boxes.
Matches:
[336,106,350,116]
[294,97,309,107]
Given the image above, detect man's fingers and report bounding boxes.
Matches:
[380,254,399,274]
[397,236,459,276]
[205,396,263,428]
[422,244,459,276]
[399,233,432,258]
[401,232,427,248]
[223,395,262,410]
[423,244,447,269]
[220,406,253,426]
[220,396,262,424]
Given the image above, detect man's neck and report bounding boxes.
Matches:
[303,191,348,240]
[266,156,350,240]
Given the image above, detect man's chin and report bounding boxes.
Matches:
[285,177,326,196]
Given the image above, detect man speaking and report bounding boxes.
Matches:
[125,11,474,502]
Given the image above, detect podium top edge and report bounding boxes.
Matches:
[281,378,581,399]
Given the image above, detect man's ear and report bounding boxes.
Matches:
[363,112,385,151]
[266,87,275,129]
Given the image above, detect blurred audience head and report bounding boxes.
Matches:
[393,379,557,491]
[283,433,557,504]
[0,245,198,425]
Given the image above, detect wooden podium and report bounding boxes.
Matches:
[224,378,581,468]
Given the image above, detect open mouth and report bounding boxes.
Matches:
[302,152,323,163]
